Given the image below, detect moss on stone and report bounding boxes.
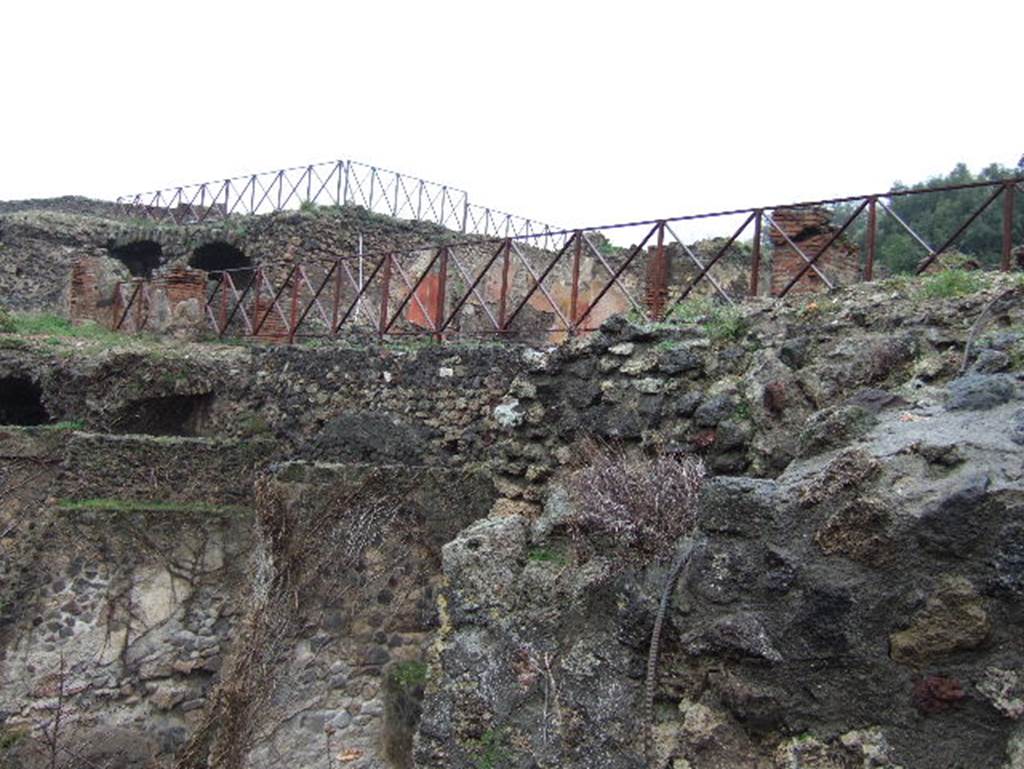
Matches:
[57,498,245,515]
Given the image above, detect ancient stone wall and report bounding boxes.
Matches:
[419,275,1024,768]
[0,203,461,316]
[106,267,209,337]
[0,338,529,468]
[0,423,493,769]
[5,275,1024,767]
[0,196,125,218]
[1,201,639,341]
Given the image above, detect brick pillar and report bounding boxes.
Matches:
[769,207,859,296]
[69,257,101,324]
[645,245,669,321]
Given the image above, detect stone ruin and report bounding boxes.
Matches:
[768,206,860,295]
[71,257,209,337]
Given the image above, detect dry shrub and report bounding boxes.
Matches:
[566,441,706,564]
[174,469,413,769]
[565,441,706,759]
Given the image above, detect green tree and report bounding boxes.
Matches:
[880,162,1022,272]
[829,162,1023,275]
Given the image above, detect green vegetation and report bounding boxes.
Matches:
[388,660,428,689]
[637,296,750,343]
[0,306,14,333]
[588,232,622,258]
[666,297,747,341]
[45,420,86,431]
[384,335,443,351]
[238,414,272,437]
[704,305,748,342]
[668,296,716,323]
[733,399,752,422]
[383,660,430,769]
[0,725,28,750]
[833,162,1024,274]
[527,546,567,565]
[58,498,244,515]
[468,728,510,769]
[919,268,984,299]
[4,313,124,343]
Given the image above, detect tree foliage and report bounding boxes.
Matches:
[830,162,1024,274]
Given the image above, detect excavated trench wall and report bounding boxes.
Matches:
[0,339,520,769]
[4,275,1024,768]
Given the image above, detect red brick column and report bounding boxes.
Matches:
[769,207,859,296]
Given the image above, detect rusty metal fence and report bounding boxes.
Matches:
[115,159,559,244]
[113,177,1024,341]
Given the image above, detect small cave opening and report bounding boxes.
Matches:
[109,240,164,279]
[113,394,213,437]
[0,376,51,425]
[190,242,253,288]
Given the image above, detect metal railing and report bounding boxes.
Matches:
[115,159,560,244]
[111,177,1024,340]
[113,280,151,332]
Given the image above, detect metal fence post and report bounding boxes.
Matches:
[378,254,393,337]
[331,262,344,333]
[498,239,512,333]
[435,246,449,340]
[569,232,582,331]
[749,211,762,296]
[287,272,301,344]
[646,222,668,320]
[865,197,877,281]
[1003,182,1016,272]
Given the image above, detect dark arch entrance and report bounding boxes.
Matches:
[0,376,51,425]
[190,242,252,287]
[109,240,163,278]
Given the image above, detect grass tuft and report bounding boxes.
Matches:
[45,420,86,431]
[527,547,567,565]
[6,313,124,343]
[920,269,984,299]
[389,660,428,689]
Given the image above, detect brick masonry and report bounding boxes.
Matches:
[768,207,860,295]
[104,266,209,335]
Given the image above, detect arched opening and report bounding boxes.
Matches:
[114,393,213,436]
[190,242,253,289]
[0,376,51,425]
[109,241,163,279]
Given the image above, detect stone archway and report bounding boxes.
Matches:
[109,240,163,279]
[190,241,252,288]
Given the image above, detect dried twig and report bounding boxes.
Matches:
[565,441,705,762]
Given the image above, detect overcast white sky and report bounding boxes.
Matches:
[2,0,1020,231]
